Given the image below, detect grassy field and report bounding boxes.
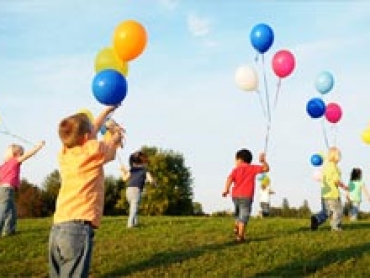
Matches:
[1,216,370,277]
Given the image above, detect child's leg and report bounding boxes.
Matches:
[350,202,359,221]
[236,198,252,241]
[126,187,140,228]
[328,199,343,230]
[3,192,17,235]
[49,222,94,278]
[0,187,14,236]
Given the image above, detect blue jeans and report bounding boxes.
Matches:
[0,186,17,236]
[349,201,360,221]
[126,187,141,228]
[232,197,253,224]
[49,221,95,278]
[314,198,343,230]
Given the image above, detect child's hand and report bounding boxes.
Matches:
[259,153,266,163]
[222,190,229,197]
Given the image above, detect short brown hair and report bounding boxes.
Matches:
[58,113,92,148]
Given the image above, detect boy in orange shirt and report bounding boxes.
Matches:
[48,106,123,278]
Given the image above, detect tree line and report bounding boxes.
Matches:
[15,146,197,218]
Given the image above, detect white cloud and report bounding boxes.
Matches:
[187,13,211,37]
[158,0,178,10]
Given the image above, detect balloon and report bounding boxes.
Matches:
[235,65,258,91]
[315,71,334,94]
[272,50,295,78]
[92,69,127,105]
[306,98,326,119]
[257,173,266,181]
[113,20,147,62]
[78,109,94,123]
[250,23,274,54]
[260,175,271,186]
[95,47,129,76]
[325,102,342,124]
[361,129,370,144]
[310,154,323,166]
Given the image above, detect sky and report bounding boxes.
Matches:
[1,0,370,214]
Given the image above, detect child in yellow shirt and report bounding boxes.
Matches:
[49,106,123,278]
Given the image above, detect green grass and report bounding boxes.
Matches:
[1,216,370,277]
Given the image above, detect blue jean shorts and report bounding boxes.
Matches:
[232,197,253,224]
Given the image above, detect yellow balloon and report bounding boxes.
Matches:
[78,109,94,123]
[261,175,271,186]
[95,47,129,76]
[361,129,370,145]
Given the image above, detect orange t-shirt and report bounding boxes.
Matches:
[53,140,111,228]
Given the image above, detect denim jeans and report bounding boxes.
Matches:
[126,187,141,228]
[349,201,360,221]
[232,197,253,224]
[314,198,343,230]
[49,221,95,278]
[0,186,17,236]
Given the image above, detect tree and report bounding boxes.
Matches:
[104,175,125,215]
[192,202,204,215]
[298,199,311,218]
[41,170,61,216]
[16,179,44,218]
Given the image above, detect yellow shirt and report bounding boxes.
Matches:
[53,140,111,228]
[321,162,341,199]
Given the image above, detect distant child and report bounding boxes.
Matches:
[310,147,347,231]
[49,106,123,278]
[0,141,45,236]
[346,168,370,221]
[258,174,275,217]
[222,149,269,243]
[120,151,154,228]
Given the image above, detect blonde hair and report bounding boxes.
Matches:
[58,113,92,148]
[326,147,341,163]
[8,144,24,157]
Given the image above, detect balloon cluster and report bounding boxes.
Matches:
[306,71,342,166]
[257,173,271,187]
[235,23,295,92]
[234,23,296,153]
[92,20,148,105]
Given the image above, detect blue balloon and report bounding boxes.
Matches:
[250,23,274,54]
[92,69,127,105]
[310,154,323,166]
[306,98,326,119]
[315,71,334,94]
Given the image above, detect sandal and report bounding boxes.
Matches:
[233,225,239,235]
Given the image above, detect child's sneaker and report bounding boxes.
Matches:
[310,215,318,231]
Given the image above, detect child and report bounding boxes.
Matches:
[222,149,269,243]
[258,174,275,217]
[310,147,347,231]
[346,167,370,221]
[0,141,45,236]
[120,151,154,228]
[49,106,123,278]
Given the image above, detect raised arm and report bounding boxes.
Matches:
[120,165,130,182]
[91,105,119,138]
[18,141,45,163]
[259,153,270,172]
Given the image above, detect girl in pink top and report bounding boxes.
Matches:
[0,141,45,236]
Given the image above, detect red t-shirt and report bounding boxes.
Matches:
[229,162,263,199]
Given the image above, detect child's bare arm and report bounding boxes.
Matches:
[92,106,119,138]
[259,153,270,172]
[362,185,370,202]
[120,165,130,181]
[222,177,232,197]
[103,127,123,162]
[18,141,45,163]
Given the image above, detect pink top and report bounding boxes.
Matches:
[229,162,263,199]
[0,158,21,189]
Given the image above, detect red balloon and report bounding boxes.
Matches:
[272,50,295,78]
[325,102,342,124]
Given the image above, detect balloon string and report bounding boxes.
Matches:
[264,122,271,154]
[321,118,330,149]
[273,79,282,109]
[256,90,267,119]
[0,130,35,146]
[261,54,272,124]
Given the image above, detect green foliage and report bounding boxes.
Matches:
[2,216,370,276]
[104,175,125,215]
[16,179,44,218]
[40,170,61,216]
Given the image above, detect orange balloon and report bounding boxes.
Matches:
[113,20,147,62]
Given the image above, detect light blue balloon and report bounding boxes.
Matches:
[315,71,334,94]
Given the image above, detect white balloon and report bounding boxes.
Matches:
[235,65,258,91]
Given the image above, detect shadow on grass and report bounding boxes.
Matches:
[102,240,237,277]
[255,242,370,277]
